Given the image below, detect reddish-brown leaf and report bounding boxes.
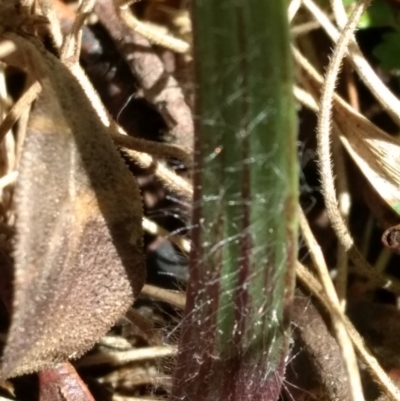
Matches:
[39,363,95,401]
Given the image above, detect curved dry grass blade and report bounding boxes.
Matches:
[294,49,400,292]
[294,45,400,217]
[316,0,400,296]
[1,34,145,378]
[303,0,400,126]
[334,102,400,215]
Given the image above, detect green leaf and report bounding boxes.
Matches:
[341,0,398,28]
[172,0,298,400]
[373,31,400,71]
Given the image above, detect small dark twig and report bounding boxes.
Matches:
[95,0,194,152]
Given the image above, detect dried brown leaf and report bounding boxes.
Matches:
[294,47,400,218]
[0,34,145,378]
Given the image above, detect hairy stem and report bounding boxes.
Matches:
[171,1,298,400]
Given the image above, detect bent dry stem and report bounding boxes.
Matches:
[172,1,298,400]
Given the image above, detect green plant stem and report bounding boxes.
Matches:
[171,1,298,400]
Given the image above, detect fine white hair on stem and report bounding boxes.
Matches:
[332,135,349,310]
[303,0,400,126]
[299,208,364,401]
[315,0,397,292]
[293,47,400,293]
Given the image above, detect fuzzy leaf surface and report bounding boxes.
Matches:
[1,36,145,378]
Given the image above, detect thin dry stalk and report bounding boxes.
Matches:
[332,135,350,309]
[125,309,163,346]
[0,65,15,175]
[293,52,400,292]
[141,284,185,310]
[60,0,95,62]
[115,0,190,53]
[1,9,193,202]
[316,0,374,292]
[65,58,193,201]
[344,62,360,111]
[299,208,363,401]
[14,98,32,168]
[295,42,400,222]
[101,367,171,391]
[125,147,192,202]
[76,345,178,367]
[302,0,400,126]
[0,81,41,144]
[296,262,400,401]
[375,247,393,273]
[113,397,161,401]
[37,0,63,50]
[289,0,302,21]
[142,218,190,254]
[292,20,326,36]
[111,132,192,168]
[293,85,319,112]
[95,0,194,152]
[98,336,132,350]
